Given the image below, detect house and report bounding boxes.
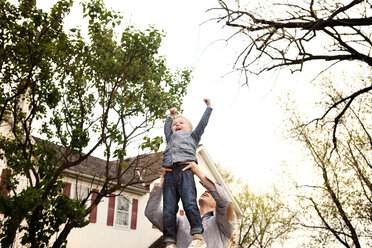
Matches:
[0,125,242,247]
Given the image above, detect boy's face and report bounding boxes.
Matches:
[172,117,192,132]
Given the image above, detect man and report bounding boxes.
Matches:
[145,161,234,248]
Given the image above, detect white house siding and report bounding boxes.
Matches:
[64,178,161,248]
[66,195,159,248]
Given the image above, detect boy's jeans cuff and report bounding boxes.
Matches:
[163,237,177,244]
[190,227,203,235]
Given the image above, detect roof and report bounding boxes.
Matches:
[33,137,163,193]
[64,152,163,193]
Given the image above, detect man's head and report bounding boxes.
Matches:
[198,190,216,211]
[172,116,193,132]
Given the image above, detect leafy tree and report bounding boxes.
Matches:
[236,186,296,248]
[285,68,372,248]
[216,165,296,248]
[0,0,191,247]
[213,0,372,149]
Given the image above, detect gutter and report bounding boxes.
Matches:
[62,169,149,196]
[197,145,244,218]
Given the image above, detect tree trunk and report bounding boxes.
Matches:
[52,221,75,248]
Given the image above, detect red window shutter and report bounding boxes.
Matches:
[0,169,9,196]
[62,182,71,198]
[90,189,98,223]
[130,198,138,230]
[107,194,116,226]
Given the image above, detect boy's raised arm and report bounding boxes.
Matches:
[192,99,212,143]
[164,107,177,143]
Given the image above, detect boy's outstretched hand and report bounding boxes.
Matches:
[204,98,211,107]
[169,107,177,118]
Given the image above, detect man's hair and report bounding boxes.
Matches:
[173,116,193,130]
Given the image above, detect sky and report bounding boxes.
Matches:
[97,0,323,189]
[36,0,325,191]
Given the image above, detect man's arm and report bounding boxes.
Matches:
[144,184,164,232]
[144,168,172,231]
[196,171,234,221]
[183,162,234,236]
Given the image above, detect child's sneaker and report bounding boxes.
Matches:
[188,234,206,248]
[165,243,177,248]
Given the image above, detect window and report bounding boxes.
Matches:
[73,184,89,203]
[72,184,98,223]
[107,195,138,229]
[115,195,131,227]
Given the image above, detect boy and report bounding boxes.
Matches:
[162,99,212,248]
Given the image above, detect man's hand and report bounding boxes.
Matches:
[182,161,202,177]
[182,161,215,190]
[155,167,172,187]
[203,98,211,107]
[169,107,177,118]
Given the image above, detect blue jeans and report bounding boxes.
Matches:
[163,164,203,244]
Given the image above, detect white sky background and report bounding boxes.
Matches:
[97,0,323,191]
[34,0,334,191]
